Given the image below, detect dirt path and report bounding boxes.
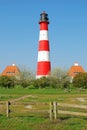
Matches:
[10,95,36,102]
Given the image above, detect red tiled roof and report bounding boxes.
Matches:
[1,64,20,77]
[68,63,85,77]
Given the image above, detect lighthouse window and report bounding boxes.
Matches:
[40,13,49,22]
[74,72,79,74]
[6,72,15,74]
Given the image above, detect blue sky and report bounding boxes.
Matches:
[0,0,87,73]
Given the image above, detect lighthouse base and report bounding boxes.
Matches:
[36,74,49,79]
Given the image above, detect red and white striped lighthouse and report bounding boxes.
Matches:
[36,11,51,79]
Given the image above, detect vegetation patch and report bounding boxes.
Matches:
[0,88,87,130]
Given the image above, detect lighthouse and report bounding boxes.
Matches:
[36,11,51,79]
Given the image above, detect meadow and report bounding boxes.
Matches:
[0,87,87,130]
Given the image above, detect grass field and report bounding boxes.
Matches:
[0,88,87,130]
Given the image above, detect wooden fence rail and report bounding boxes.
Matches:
[5,101,87,120]
[51,102,87,119]
[58,103,87,109]
[58,110,87,117]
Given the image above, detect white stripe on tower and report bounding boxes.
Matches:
[38,51,50,62]
[39,30,48,40]
[36,11,51,79]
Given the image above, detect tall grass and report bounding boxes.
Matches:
[0,114,87,130]
[0,87,87,130]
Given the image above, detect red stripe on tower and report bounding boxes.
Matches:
[36,11,51,79]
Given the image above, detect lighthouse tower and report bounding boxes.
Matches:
[36,12,51,79]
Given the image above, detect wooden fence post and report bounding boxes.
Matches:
[49,102,53,120]
[6,101,11,117]
[53,101,57,120]
[49,101,58,120]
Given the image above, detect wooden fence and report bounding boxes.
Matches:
[4,101,87,120]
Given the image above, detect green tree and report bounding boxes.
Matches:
[51,67,70,88]
[0,76,16,88]
[46,76,61,88]
[32,77,49,89]
[19,66,35,80]
[73,73,87,89]
[18,66,35,88]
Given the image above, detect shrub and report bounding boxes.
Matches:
[0,76,16,88]
[73,73,87,89]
